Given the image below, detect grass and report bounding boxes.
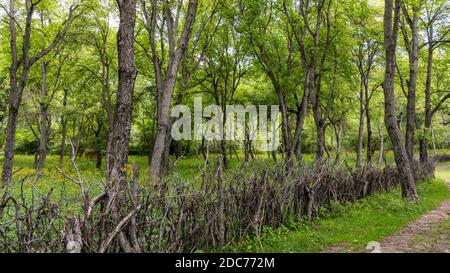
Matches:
[436,162,450,181]
[0,153,307,200]
[230,178,449,253]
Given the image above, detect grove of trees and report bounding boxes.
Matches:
[0,0,449,254]
[0,0,449,198]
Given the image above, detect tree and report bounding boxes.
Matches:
[350,1,382,167]
[418,0,450,163]
[283,0,334,162]
[106,0,138,180]
[242,0,308,165]
[2,0,78,183]
[79,2,117,130]
[400,0,423,161]
[141,0,199,181]
[200,6,248,169]
[383,0,418,201]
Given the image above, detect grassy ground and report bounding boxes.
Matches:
[0,153,308,201]
[2,149,448,184]
[436,162,450,180]
[230,178,449,253]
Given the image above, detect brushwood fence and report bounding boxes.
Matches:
[0,160,435,253]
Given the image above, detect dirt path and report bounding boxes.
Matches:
[379,165,450,253]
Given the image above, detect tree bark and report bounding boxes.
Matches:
[59,88,68,165]
[356,84,365,169]
[334,118,343,162]
[383,0,418,201]
[36,61,50,170]
[73,102,86,159]
[365,84,374,164]
[307,0,332,162]
[106,0,138,180]
[401,4,421,162]
[95,131,102,170]
[418,6,450,163]
[421,26,434,163]
[354,38,378,165]
[378,133,385,165]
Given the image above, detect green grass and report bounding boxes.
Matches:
[436,162,450,181]
[231,179,449,253]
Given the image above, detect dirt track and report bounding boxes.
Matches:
[378,165,450,253]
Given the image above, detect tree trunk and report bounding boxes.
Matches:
[150,86,173,181]
[310,63,325,162]
[290,76,310,163]
[220,139,228,169]
[334,118,343,162]
[274,84,292,162]
[104,0,138,254]
[403,6,420,162]
[59,88,68,165]
[2,107,19,183]
[420,28,434,163]
[148,0,198,182]
[74,102,86,159]
[3,83,28,182]
[431,128,436,155]
[36,62,49,171]
[106,0,137,180]
[2,0,18,183]
[378,133,385,165]
[364,82,373,164]
[383,0,418,201]
[356,86,365,169]
[96,138,102,170]
[315,120,326,162]
[310,68,325,162]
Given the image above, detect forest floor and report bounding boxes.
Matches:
[377,163,450,253]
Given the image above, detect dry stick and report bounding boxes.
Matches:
[68,139,84,189]
[56,139,111,252]
[106,174,136,253]
[98,204,142,253]
[127,162,141,252]
[158,196,172,253]
[64,217,82,253]
[84,192,107,222]
[55,139,87,204]
[217,157,225,249]
[201,144,210,193]
[253,170,268,250]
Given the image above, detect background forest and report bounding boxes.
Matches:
[0,0,449,253]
